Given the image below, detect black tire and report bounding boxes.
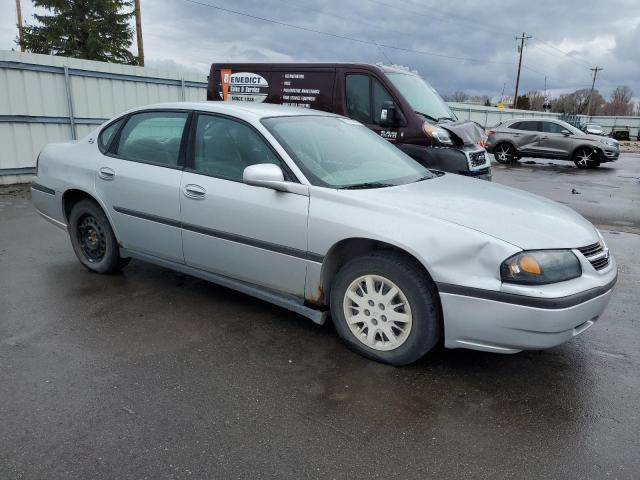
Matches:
[330,251,441,366]
[573,147,600,169]
[493,143,518,163]
[68,199,130,274]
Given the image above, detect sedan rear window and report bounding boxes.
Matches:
[116,111,188,167]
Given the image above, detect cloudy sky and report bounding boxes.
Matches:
[3,0,639,101]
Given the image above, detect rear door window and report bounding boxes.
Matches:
[116,111,188,167]
[99,118,124,152]
[511,121,540,132]
[345,74,371,123]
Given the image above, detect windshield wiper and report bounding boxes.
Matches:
[414,110,439,123]
[437,116,456,122]
[341,181,395,190]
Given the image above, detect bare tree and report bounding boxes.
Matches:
[552,88,604,115]
[527,91,545,111]
[452,91,469,103]
[604,86,634,116]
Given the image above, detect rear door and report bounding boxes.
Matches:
[96,110,188,263]
[179,112,309,297]
[537,121,574,158]
[508,120,541,155]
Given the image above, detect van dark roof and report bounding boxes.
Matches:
[209,62,419,76]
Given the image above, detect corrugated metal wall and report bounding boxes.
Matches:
[1,51,639,185]
[0,50,207,185]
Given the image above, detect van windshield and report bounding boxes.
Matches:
[386,72,457,122]
[262,116,434,189]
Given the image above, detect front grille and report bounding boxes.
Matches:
[577,242,610,271]
[459,167,490,177]
[469,151,487,168]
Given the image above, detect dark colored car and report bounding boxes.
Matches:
[486,118,619,169]
[207,63,491,179]
[610,126,631,141]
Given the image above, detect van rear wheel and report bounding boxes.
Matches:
[68,199,130,274]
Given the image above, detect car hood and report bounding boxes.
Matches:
[348,174,599,250]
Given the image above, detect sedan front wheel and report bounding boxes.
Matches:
[330,252,441,365]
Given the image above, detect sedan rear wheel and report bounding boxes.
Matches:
[68,199,130,274]
[494,143,517,163]
[573,148,600,169]
[330,252,441,365]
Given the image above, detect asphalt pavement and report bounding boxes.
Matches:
[1,155,639,479]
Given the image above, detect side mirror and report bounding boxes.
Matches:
[243,164,309,196]
[561,129,571,136]
[379,101,399,128]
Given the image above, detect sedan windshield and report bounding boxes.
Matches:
[385,72,457,122]
[262,116,433,188]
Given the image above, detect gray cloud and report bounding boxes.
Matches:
[3,0,639,101]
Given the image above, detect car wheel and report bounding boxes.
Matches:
[573,148,600,169]
[494,143,518,163]
[68,199,130,274]
[330,252,441,365]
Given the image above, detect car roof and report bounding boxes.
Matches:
[123,101,339,121]
[505,117,559,123]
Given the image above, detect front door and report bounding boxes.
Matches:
[179,113,309,297]
[345,73,401,143]
[537,121,575,158]
[95,110,188,263]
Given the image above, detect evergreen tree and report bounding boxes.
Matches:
[19,0,137,65]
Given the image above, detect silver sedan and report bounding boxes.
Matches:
[31,102,617,365]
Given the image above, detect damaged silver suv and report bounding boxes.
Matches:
[487,118,619,169]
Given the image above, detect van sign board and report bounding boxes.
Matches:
[220,71,269,103]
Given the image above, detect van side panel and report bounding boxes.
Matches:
[208,64,336,112]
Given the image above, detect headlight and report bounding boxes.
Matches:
[500,250,581,285]
[599,138,617,148]
[422,123,453,146]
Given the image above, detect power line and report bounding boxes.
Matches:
[181,0,516,66]
[530,38,592,68]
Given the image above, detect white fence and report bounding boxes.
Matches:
[0,50,207,185]
[1,51,639,185]
[448,102,640,135]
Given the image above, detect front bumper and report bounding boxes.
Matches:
[439,263,617,354]
[599,148,619,162]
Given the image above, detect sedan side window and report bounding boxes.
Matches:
[193,114,280,181]
[116,112,188,167]
[98,118,124,152]
[346,74,371,124]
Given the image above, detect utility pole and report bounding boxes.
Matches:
[586,66,603,117]
[134,0,144,66]
[513,32,532,109]
[15,0,25,52]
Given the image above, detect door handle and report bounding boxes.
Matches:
[98,167,115,180]
[183,184,206,199]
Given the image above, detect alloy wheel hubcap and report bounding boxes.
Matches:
[343,275,412,351]
[497,145,512,161]
[577,150,593,166]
